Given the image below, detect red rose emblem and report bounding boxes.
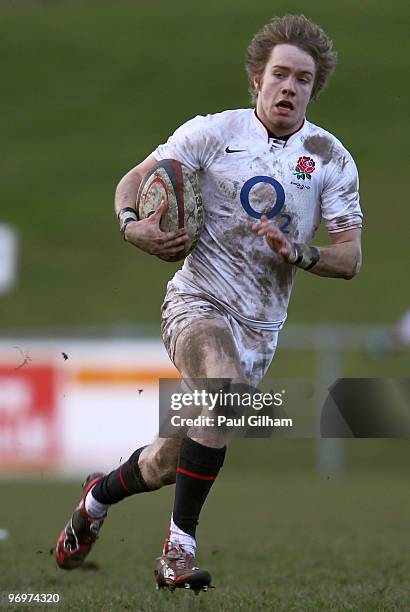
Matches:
[297,156,315,173]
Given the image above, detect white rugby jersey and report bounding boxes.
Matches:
[154,109,362,331]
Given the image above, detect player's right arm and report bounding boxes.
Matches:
[115,153,188,258]
[117,114,213,256]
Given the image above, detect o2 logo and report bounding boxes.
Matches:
[240,176,292,233]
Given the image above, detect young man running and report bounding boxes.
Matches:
[55,14,362,593]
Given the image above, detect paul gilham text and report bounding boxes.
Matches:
[171,415,293,428]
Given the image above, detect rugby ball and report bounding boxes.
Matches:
[136,159,204,262]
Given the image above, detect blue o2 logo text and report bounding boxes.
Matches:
[240,176,292,233]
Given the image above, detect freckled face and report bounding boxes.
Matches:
[254,44,316,137]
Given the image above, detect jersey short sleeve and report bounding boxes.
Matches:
[154,114,217,172]
[320,149,363,233]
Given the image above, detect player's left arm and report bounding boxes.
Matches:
[252,217,362,279]
[307,228,362,278]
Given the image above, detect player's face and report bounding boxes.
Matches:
[254,44,316,137]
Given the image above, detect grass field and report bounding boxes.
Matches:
[1,441,409,611]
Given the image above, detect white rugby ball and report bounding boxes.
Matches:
[136,159,204,262]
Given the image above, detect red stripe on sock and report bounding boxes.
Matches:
[119,464,129,492]
[177,467,216,481]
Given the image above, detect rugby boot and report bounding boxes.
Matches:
[55,472,106,569]
[154,542,212,594]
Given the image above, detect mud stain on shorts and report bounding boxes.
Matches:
[176,319,242,378]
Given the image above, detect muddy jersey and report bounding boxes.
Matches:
[154,108,362,331]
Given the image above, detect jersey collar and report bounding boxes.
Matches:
[251,110,308,148]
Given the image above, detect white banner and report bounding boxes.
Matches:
[0,339,178,476]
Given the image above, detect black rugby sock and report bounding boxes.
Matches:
[172,437,226,538]
[92,446,152,505]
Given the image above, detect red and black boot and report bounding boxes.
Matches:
[155,540,212,594]
[55,472,106,569]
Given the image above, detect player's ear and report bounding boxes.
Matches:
[253,75,261,93]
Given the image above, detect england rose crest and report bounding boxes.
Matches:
[294,156,316,180]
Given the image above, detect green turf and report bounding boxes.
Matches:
[1,440,409,611]
[0,0,409,329]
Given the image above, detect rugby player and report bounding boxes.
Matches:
[55,14,362,593]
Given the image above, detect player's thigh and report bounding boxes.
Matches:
[174,317,245,380]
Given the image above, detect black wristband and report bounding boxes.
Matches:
[120,217,137,240]
[291,243,320,270]
[304,246,320,270]
[118,207,138,240]
[292,244,304,265]
[117,206,137,219]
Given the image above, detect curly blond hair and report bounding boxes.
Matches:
[245,14,337,103]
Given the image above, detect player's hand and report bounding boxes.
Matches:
[252,215,295,262]
[124,198,189,257]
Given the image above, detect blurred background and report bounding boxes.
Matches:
[0,0,408,471]
[0,1,409,607]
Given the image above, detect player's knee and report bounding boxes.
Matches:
[154,443,179,485]
[138,449,162,489]
[139,441,179,488]
[158,463,177,486]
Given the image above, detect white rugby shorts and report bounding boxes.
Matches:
[161,282,278,387]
